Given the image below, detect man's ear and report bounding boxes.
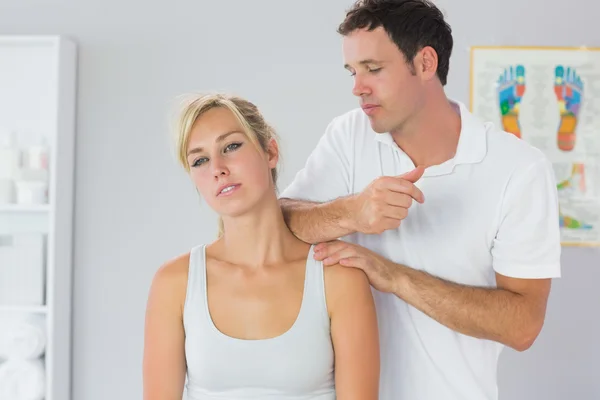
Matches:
[414,46,438,82]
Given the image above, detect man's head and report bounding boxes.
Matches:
[338,0,453,133]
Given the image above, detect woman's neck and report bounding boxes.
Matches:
[216,194,303,267]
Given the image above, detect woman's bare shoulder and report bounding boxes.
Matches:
[155,252,190,283]
[323,263,372,316]
[147,251,193,311]
[323,263,370,289]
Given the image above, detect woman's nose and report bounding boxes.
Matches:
[211,157,229,177]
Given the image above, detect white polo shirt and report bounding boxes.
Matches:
[280,100,561,400]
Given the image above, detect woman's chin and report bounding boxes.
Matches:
[214,189,275,220]
[216,203,257,220]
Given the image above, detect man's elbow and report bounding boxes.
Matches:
[278,197,293,208]
[279,197,308,215]
[510,319,545,352]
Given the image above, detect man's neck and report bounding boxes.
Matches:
[390,97,462,168]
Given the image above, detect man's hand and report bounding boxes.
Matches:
[348,166,425,235]
[279,166,425,244]
[314,240,399,293]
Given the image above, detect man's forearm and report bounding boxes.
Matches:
[280,197,356,243]
[394,265,545,351]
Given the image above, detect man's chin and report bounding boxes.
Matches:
[368,119,390,134]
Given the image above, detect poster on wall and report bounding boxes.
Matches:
[470,46,600,247]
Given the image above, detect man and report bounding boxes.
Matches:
[279,0,561,399]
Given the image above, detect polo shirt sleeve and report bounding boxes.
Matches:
[279,117,353,202]
[491,156,562,279]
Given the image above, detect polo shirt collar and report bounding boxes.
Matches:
[373,100,488,175]
[452,101,487,165]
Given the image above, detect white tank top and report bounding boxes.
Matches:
[183,244,336,400]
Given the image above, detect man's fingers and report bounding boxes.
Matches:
[382,180,424,204]
[382,217,403,230]
[399,165,425,183]
[339,256,364,270]
[383,191,413,208]
[313,240,350,260]
[322,247,358,266]
[382,206,408,221]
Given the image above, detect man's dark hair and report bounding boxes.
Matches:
[337,0,453,86]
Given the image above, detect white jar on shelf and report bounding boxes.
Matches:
[0,129,20,204]
[0,179,15,204]
[13,167,49,205]
[24,136,49,171]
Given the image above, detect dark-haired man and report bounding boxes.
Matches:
[280,1,561,399]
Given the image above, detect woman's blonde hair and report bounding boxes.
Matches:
[173,92,280,237]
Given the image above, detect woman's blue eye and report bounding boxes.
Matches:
[190,142,242,168]
[225,142,242,152]
[192,157,208,167]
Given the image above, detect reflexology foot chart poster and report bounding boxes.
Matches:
[470,46,600,247]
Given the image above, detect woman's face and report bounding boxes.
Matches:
[186,107,277,218]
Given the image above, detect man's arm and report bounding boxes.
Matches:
[279,115,424,243]
[281,167,425,243]
[316,241,552,352]
[315,155,561,351]
[393,266,550,351]
[280,197,355,243]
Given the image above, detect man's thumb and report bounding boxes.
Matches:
[399,165,425,183]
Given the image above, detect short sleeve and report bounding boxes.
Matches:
[492,156,562,279]
[279,117,353,203]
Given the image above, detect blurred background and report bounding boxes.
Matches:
[0,0,598,399]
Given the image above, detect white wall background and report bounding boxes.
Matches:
[1,0,598,398]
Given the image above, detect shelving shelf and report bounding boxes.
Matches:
[0,35,77,400]
[0,204,51,212]
[0,305,48,313]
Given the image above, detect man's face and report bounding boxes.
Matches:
[342,27,424,133]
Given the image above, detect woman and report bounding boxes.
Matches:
[143,93,380,399]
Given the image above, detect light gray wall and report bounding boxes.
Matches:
[0,0,597,399]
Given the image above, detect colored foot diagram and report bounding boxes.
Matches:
[557,163,586,195]
[497,65,526,138]
[557,163,592,230]
[554,65,583,152]
[559,211,592,230]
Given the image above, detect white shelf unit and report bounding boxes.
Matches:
[0,35,77,400]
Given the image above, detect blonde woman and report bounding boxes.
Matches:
[142,93,380,400]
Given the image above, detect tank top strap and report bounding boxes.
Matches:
[300,245,330,329]
[183,244,208,321]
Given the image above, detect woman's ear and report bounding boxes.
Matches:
[266,138,279,169]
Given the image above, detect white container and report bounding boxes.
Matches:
[0,234,46,306]
[13,168,49,205]
[0,179,15,204]
[15,180,48,205]
[25,136,49,171]
[0,130,21,181]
